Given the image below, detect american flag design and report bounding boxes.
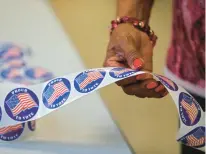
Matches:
[113,68,134,76]
[157,75,178,91]
[6,93,38,116]
[76,71,104,89]
[181,99,198,125]
[179,93,201,126]
[2,47,22,60]
[0,124,23,135]
[25,67,52,79]
[1,68,22,80]
[5,59,25,68]
[185,128,205,147]
[44,81,69,105]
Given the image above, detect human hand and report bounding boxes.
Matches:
[103,23,168,98]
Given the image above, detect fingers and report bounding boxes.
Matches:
[121,79,168,98]
[116,73,153,87]
[103,56,125,67]
[155,81,169,97]
[155,83,165,92]
[115,76,137,87]
[136,73,153,80]
[103,47,125,67]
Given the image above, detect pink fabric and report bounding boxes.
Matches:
[166,0,205,89]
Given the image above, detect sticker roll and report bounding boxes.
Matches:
[0,67,204,152]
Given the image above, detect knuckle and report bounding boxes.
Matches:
[122,87,133,95]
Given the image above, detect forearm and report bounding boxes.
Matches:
[117,0,154,24]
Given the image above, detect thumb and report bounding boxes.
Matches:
[118,35,144,70]
[125,51,144,70]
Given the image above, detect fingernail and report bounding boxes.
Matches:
[146,82,158,89]
[133,58,144,70]
[155,85,164,92]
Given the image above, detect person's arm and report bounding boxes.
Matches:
[117,0,154,24]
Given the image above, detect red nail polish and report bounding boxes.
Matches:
[155,85,164,92]
[133,59,143,69]
[146,82,158,89]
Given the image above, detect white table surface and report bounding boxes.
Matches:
[0,0,133,153]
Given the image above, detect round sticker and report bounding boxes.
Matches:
[42,78,71,109]
[156,75,178,91]
[179,92,201,126]
[178,126,205,148]
[0,43,23,61]
[4,88,39,121]
[0,68,23,81]
[0,123,25,141]
[74,69,106,93]
[28,120,36,131]
[109,67,137,79]
[25,67,53,81]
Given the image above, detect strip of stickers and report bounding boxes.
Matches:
[0,42,205,152]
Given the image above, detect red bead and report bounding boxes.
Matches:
[111,20,117,24]
[133,21,139,26]
[112,24,118,29]
[122,16,129,22]
[110,16,157,46]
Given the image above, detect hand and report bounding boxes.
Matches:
[103,23,168,98]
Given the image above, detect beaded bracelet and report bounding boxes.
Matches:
[110,16,157,47]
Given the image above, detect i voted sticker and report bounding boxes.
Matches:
[42,78,71,109]
[74,69,106,93]
[109,67,137,79]
[0,123,25,141]
[4,88,39,122]
[178,126,205,148]
[25,67,53,81]
[0,68,23,81]
[156,75,178,91]
[0,43,23,61]
[179,92,201,126]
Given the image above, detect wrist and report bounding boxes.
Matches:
[117,0,154,24]
[110,16,157,47]
[117,0,138,18]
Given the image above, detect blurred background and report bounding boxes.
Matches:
[50,0,179,154]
